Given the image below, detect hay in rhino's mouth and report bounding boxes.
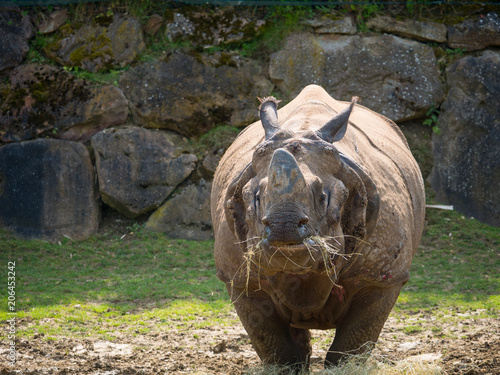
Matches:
[241,235,352,286]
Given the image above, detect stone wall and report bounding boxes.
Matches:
[1,5,499,241]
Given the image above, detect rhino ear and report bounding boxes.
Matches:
[258,96,281,140]
[224,163,256,248]
[316,96,358,143]
[335,154,379,254]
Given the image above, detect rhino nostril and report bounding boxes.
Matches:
[298,216,309,227]
[261,217,270,226]
[263,226,271,239]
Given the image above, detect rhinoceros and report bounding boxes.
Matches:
[211,85,425,370]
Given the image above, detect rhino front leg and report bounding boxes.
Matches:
[325,286,401,366]
[230,287,311,372]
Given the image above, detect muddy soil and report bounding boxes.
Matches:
[1,312,498,374]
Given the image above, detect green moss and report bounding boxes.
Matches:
[45,40,61,53]
[30,82,49,103]
[93,13,114,27]
[190,125,240,158]
[59,23,74,37]
[3,87,28,108]
[68,32,113,69]
[218,52,237,68]
[69,47,87,66]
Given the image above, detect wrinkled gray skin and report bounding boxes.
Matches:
[211,85,425,371]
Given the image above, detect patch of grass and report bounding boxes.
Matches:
[402,324,423,335]
[396,201,500,319]
[62,65,127,86]
[0,228,232,341]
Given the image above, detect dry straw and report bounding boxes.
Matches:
[245,349,443,375]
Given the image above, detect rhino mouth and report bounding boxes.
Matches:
[245,236,347,278]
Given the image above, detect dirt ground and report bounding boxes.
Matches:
[1,311,498,375]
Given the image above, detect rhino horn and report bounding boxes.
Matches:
[267,148,307,197]
[259,96,282,140]
[316,96,358,143]
[265,148,309,244]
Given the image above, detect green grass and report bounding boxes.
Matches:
[0,203,498,354]
[397,205,500,314]
[0,228,233,341]
[62,66,127,86]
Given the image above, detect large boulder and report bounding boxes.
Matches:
[0,64,128,144]
[91,126,198,218]
[119,52,273,136]
[0,7,34,75]
[46,14,145,72]
[367,16,447,43]
[269,33,444,122]
[430,51,500,226]
[448,12,500,51]
[145,180,213,240]
[0,139,99,241]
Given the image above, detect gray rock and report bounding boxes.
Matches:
[119,53,273,137]
[315,17,357,35]
[38,9,68,34]
[202,149,225,175]
[0,64,128,143]
[165,7,266,47]
[0,7,34,75]
[144,14,164,36]
[270,33,444,122]
[302,16,356,35]
[92,126,198,218]
[367,16,447,43]
[0,139,99,241]
[430,51,500,226]
[448,12,500,51]
[165,12,195,42]
[47,14,145,72]
[145,180,213,240]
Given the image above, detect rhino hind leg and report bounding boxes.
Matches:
[325,286,401,366]
[230,287,311,372]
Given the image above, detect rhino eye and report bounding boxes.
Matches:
[319,193,326,205]
[254,190,260,210]
[325,191,331,208]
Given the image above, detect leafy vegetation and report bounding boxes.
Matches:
[26,32,56,63]
[62,65,126,86]
[422,104,441,134]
